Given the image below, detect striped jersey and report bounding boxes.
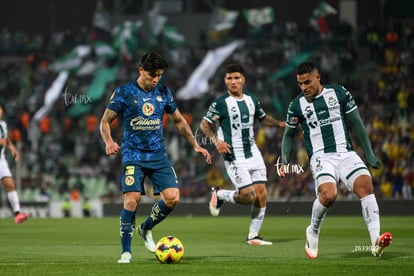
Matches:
[203,92,265,161]
[285,84,357,158]
[0,120,7,159]
[107,80,177,163]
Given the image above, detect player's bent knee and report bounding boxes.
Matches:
[318,188,337,207]
[163,198,179,208]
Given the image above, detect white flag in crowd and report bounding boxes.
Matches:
[50,45,91,72]
[92,0,112,32]
[243,6,275,28]
[33,71,69,122]
[176,40,244,100]
[148,2,167,39]
[210,8,239,31]
[162,25,185,45]
[112,20,143,61]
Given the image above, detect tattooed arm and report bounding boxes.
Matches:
[99,108,120,156]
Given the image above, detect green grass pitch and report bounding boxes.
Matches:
[0,215,412,275]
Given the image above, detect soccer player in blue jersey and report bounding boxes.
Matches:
[99,52,211,264]
[280,61,392,258]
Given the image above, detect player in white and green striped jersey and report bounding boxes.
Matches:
[280,61,392,259]
[200,63,285,245]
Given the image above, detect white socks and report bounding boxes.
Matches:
[7,190,21,213]
[248,207,266,239]
[216,190,266,239]
[310,198,328,234]
[309,194,380,245]
[360,194,380,245]
[217,189,236,203]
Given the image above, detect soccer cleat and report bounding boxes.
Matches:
[15,212,29,224]
[138,224,156,253]
[305,225,319,259]
[117,252,132,263]
[209,186,223,216]
[246,236,273,245]
[372,232,392,257]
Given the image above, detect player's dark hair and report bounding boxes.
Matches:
[139,52,168,72]
[296,61,318,75]
[226,63,245,76]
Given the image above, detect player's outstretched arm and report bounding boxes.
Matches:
[258,114,286,127]
[170,109,211,164]
[280,126,296,177]
[346,109,381,169]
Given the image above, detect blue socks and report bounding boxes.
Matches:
[119,200,173,254]
[141,200,173,230]
[119,208,135,254]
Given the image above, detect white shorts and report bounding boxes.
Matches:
[309,151,371,193]
[224,152,267,191]
[0,158,12,179]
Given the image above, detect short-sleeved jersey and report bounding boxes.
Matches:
[203,91,265,161]
[0,120,7,159]
[107,80,177,163]
[285,84,357,158]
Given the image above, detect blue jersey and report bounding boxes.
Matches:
[107,80,177,163]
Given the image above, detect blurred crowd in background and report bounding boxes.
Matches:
[0,10,413,205]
